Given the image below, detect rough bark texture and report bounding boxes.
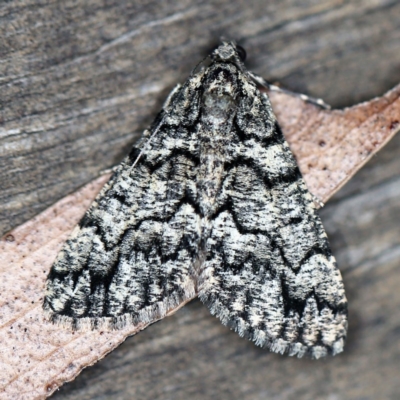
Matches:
[0,0,399,399]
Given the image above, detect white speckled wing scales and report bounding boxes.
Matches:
[197,45,347,358]
[44,41,347,358]
[43,76,204,330]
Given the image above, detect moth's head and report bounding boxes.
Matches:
[211,41,247,65]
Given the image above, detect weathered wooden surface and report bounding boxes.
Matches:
[0,0,399,399]
[1,0,400,235]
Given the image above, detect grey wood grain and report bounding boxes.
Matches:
[1,0,400,235]
[1,1,399,399]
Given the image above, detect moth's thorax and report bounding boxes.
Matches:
[197,63,239,215]
[202,92,235,125]
[200,63,239,129]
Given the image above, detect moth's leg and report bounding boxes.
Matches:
[249,71,331,110]
[99,165,120,175]
[312,194,325,209]
[163,83,182,108]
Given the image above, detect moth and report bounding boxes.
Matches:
[44,41,347,359]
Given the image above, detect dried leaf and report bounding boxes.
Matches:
[269,83,400,203]
[0,85,399,399]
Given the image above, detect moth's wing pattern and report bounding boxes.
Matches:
[198,77,347,358]
[44,40,347,358]
[43,76,204,329]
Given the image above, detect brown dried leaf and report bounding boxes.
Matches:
[0,85,399,399]
[269,83,400,203]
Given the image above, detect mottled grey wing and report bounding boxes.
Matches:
[44,78,203,329]
[198,90,347,359]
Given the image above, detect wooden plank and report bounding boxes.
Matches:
[1,0,400,234]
